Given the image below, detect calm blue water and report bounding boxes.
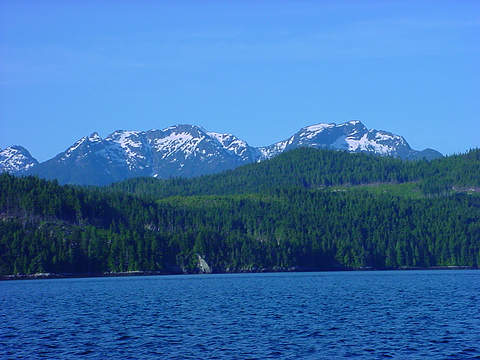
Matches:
[1,271,480,359]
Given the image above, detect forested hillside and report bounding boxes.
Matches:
[109,148,480,198]
[1,148,479,276]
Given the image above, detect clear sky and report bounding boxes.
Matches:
[1,0,479,161]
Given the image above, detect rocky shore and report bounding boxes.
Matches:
[1,265,476,281]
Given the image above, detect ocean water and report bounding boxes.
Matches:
[1,271,480,359]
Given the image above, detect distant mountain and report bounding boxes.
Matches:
[4,121,442,185]
[23,125,258,185]
[259,121,441,161]
[0,146,38,173]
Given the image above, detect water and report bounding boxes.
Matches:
[1,271,480,359]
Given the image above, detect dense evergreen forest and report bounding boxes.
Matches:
[1,148,479,276]
[109,148,480,198]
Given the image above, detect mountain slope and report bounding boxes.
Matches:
[19,121,443,185]
[23,133,137,186]
[26,125,256,185]
[0,146,38,173]
[259,121,441,160]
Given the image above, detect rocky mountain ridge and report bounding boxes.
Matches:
[1,121,443,185]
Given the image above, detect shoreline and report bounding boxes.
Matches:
[1,265,477,281]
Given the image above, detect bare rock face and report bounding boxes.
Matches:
[197,255,212,274]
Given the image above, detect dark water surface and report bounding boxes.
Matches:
[1,271,480,359]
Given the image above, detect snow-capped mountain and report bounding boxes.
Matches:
[10,121,442,185]
[24,125,260,185]
[259,120,441,161]
[0,146,38,173]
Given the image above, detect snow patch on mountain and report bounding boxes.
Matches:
[340,120,362,126]
[107,130,142,148]
[105,130,147,169]
[63,138,87,158]
[258,137,292,160]
[259,120,440,161]
[61,132,103,160]
[374,132,395,141]
[344,133,394,154]
[88,132,102,142]
[301,123,336,140]
[16,120,442,185]
[0,146,39,173]
[305,123,335,132]
[154,132,200,158]
[208,132,252,159]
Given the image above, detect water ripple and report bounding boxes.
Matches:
[1,271,480,359]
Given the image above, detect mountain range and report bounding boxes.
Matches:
[1,121,443,185]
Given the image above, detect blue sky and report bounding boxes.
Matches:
[1,0,479,161]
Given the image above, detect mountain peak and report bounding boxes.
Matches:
[303,120,366,132]
[303,123,336,132]
[347,120,362,125]
[259,120,441,160]
[162,124,206,132]
[18,121,442,185]
[0,145,39,173]
[6,145,29,153]
[88,132,102,142]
